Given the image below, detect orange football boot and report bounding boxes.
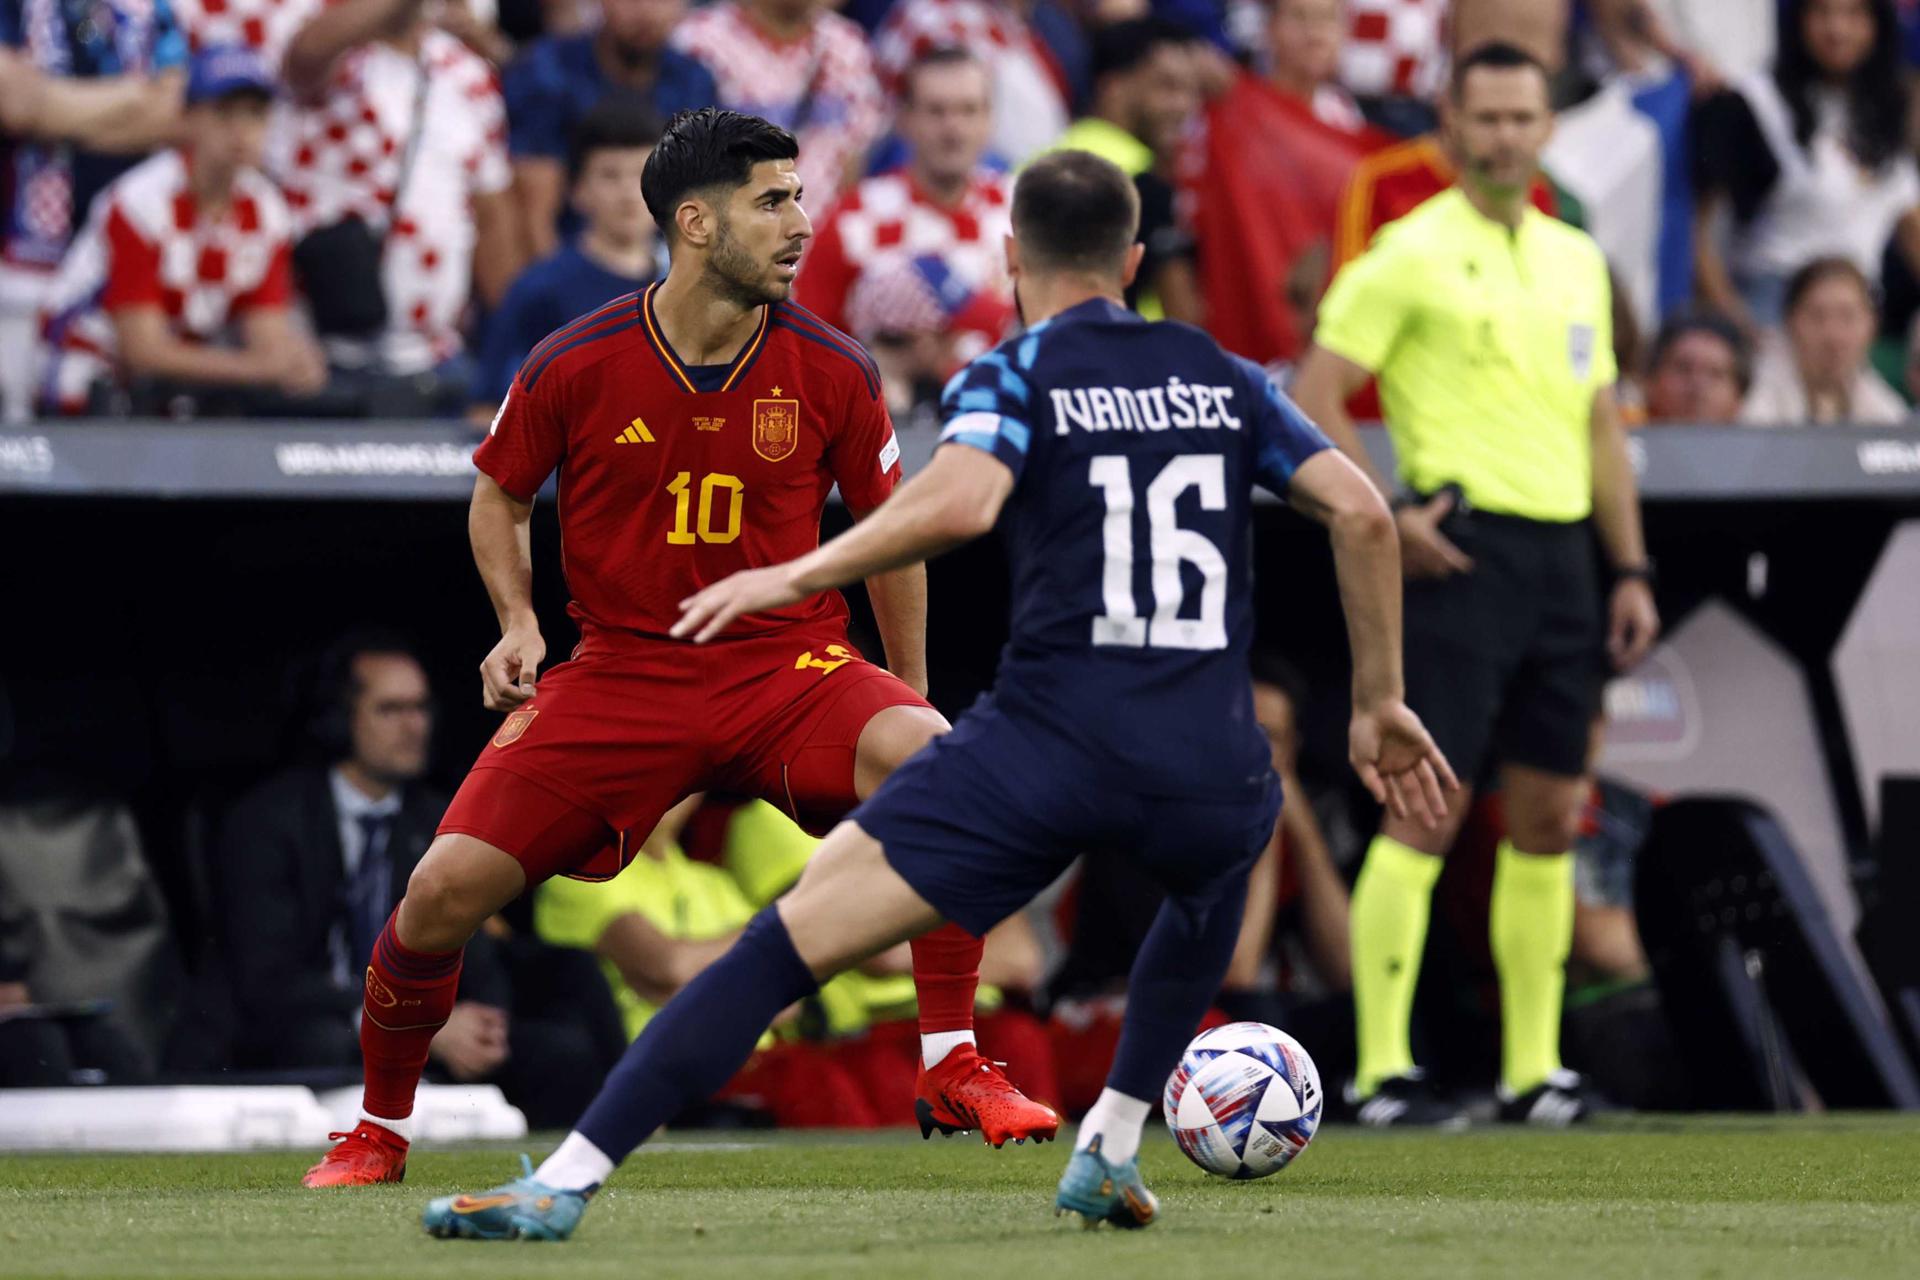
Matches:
[914,1045,1060,1147]
[302,1121,409,1187]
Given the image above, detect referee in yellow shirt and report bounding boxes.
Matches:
[1293,41,1659,1128]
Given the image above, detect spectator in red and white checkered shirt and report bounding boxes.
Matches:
[873,0,1070,166]
[274,0,520,384]
[670,0,885,214]
[173,0,323,68]
[793,48,1012,345]
[38,46,326,415]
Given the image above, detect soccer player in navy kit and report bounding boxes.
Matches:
[424,149,1454,1240]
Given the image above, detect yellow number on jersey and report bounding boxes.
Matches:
[795,644,856,675]
[667,472,744,545]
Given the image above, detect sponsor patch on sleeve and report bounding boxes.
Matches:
[878,430,901,473]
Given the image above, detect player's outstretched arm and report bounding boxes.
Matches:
[469,473,545,710]
[1286,449,1459,828]
[673,444,1014,643]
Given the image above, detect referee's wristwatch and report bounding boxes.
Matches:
[1612,560,1656,588]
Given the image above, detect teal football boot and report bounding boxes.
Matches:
[1054,1135,1159,1229]
[421,1155,594,1241]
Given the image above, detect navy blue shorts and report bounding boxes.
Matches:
[854,697,1283,937]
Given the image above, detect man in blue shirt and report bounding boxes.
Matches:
[503,0,717,259]
[470,101,663,421]
[423,149,1455,1241]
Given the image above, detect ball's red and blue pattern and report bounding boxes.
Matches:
[1163,1021,1322,1179]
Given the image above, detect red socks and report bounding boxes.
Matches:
[910,923,983,1037]
[359,913,463,1124]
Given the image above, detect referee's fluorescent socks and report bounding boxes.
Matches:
[1489,840,1575,1097]
[1350,836,1444,1098]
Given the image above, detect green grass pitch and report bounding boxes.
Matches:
[4,1116,1917,1280]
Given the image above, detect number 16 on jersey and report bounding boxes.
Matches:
[1088,454,1229,652]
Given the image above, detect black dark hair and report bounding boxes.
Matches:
[1449,40,1551,102]
[1248,651,1308,711]
[641,108,800,241]
[901,45,986,105]
[1784,254,1876,315]
[304,626,421,760]
[1011,149,1140,274]
[1648,309,1753,392]
[1089,17,1195,82]
[567,97,665,185]
[1775,0,1906,171]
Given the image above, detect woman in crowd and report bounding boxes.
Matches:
[1742,256,1907,424]
[1691,0,1920,332]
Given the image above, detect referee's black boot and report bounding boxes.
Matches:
[1344,1069,1469,1129]
[1496,1068,1593,1127]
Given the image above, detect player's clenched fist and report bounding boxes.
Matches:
[480,625,545,710]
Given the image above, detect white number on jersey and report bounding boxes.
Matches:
[1088,453,1228,651]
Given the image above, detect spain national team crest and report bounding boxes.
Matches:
[753,391,801,462]
[492,708,538,749]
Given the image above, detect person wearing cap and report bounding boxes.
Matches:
[844,253,1016,429]
[1292,42,1659,1130]
[37,45,327,415]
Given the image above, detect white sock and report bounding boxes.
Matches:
[1074,1088,1151,1165]
[921,1029,976,1069]
[359,1109,412,1143]
[535,1130,615,1192]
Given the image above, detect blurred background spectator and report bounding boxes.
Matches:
[1050,18,1202,322]
[39,47,325,417]
[1184,0,1389,371]
[0,0,188,421]
[794,48,1010,342]
[874,0,1072,166]
[472,99,662,421]
[503,0,715,260]
[216,630,621,1127]
[1691,0,1919,333]
[275,0,519,413]
[1743,256,1907,424]
[844,253,1014,424]
[671,0,884,213]
[1641,311,1751,424]
[538,794,1057,1126]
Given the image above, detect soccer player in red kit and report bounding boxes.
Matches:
[303,108,1057,1188]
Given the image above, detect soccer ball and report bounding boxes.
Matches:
[1163,1021,1321,1179]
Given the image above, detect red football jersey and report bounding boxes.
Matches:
[473,283,902,639]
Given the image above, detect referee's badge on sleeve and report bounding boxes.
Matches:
[1568,323,1596,380]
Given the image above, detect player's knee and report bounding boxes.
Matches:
[854,704,950,788]
[396,836,522,951]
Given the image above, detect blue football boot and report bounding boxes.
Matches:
[421,1155,594,1241]
[1054,1135,1159,1229]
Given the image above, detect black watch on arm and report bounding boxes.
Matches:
[1612,561,1656,588]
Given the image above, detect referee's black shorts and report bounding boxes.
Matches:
[1402,504,1607,784]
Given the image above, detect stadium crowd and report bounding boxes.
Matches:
[0,0,1912,1126]
[3,0,1920,427]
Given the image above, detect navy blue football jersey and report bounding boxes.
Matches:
[938,298,1333,797]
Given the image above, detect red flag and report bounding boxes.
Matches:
[1183,75,1391,367]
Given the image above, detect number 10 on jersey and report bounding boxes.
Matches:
[667,472,744,545]
[1089,454,1228,651]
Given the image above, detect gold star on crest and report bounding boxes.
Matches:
[771,386,782,397]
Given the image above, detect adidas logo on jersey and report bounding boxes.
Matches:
[615,417,654,445]
[1049,376,1242,437]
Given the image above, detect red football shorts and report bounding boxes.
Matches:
[437,624,933,884]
